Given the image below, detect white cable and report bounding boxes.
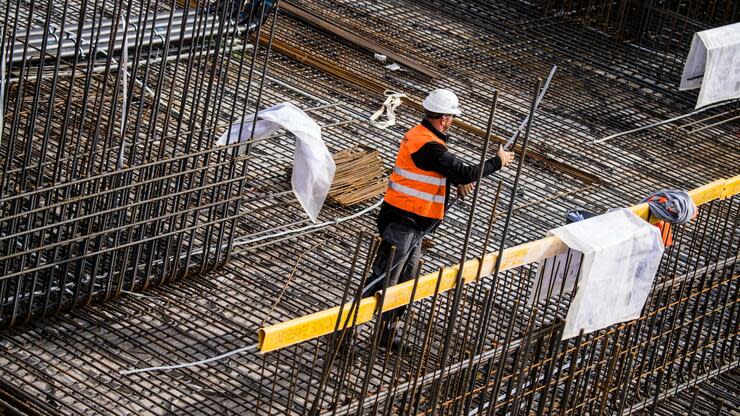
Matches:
[232,198,383,248]
[369,90,406,129]
[121,343,259,375]
[119,200,383,375]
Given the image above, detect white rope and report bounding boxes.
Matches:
[121,343,259,375]
[369,90,406,129]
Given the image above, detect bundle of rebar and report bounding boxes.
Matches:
[329,146,387,206]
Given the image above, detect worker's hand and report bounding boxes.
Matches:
[457,183,474,199]
[422,237,435,251]
[497,145,514,168]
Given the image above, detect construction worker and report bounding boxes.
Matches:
[365,89,514,353]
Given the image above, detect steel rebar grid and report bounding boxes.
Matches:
[269,0,737,213]
[0,0,282,326]
[249,193,737,416]
[538,0,739,86]
[0,0,738,414]
[243,2,736,412]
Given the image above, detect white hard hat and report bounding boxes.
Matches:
[422,89,462,115]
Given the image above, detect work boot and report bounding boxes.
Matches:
[383,338,406,355]
[379,331,405,355]
[422,237,435,251]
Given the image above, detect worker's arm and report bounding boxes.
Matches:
[411,142,502,185]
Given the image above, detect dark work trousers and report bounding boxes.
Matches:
[364,220,424,344]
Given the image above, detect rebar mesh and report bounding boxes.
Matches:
[0,0,738,414]
[0,0,276,326]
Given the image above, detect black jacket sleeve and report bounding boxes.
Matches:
[410,142,502,185]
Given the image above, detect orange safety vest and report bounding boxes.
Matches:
[384,124,447,219]
[654,220,674,247]
[646,195,676,247]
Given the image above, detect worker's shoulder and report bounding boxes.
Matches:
[405,124,446,145]
[415,140,447,154]
[405,123,429,136]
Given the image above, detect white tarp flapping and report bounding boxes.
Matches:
[217,102,336,223]
[680,22,740,108]
[545,209,664,340]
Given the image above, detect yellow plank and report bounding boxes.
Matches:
[721,174,740,199]
[497,236,568,272]
[689,178,727,206]
[258,296,377,353]
[381,236,567,313]
[629,202,651,221]
[380,265,459,312]
[259,236,571,352]
[631,178,730,222]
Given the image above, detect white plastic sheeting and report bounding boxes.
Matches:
[527,250,581,306]
[545,209,664,340]
[680,22,740,108]
[217,102,336,223]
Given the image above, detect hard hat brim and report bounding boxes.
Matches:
[422,103,462,116]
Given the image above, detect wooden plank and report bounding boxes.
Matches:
[689,178,728,206]
[259,296,378,353]
[631,177,733,222]
[721,174,740,199]
[259,236,569,352]
[629,202,651,221]
[381,236,567,312]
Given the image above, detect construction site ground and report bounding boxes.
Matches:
[0,0,738,415]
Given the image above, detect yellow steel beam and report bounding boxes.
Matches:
[721,175,740,200]
[259,296,378,353]
[380,236,567,314]
[258,175,740,353]
[689,178,729,206]
[628,202,652,221]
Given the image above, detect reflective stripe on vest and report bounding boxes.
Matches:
[388,181,446,204]
[393,167,447,186]
[384,124,447,219]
